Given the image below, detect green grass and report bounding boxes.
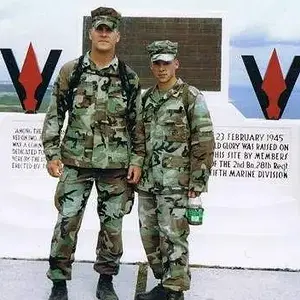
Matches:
[0,93,51,113]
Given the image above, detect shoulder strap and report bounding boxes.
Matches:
[66,55,85,112]
[182,83,190,112]
[141,88,152,109]
[181,83,192,130]
[118,60,131,101]
[118,60,135,125]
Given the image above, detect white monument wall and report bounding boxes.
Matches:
[1,12,300,270]
[1,99,300,270]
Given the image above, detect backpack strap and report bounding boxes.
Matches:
[118,60,132,102]
[66,57,133,114]
[66,55,85,112]
[141,87,152,110]
[118,60,133,126]
[181,83,190,113]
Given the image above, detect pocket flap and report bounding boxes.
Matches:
[162,154,189,168]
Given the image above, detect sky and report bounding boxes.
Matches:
[0,0,300,84]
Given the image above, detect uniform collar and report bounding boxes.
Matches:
[83,51,119,71]
[152,78,185,99]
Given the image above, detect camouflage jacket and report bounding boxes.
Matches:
[42,52,145,169]
[138,78,215,194]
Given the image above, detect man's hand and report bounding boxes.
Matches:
[127,165,142,184]
[188,190,201,198]
[46,159,63,178]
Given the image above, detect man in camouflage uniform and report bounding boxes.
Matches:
[135,40,215,300]
[42,7,145,300]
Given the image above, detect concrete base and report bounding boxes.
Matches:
[1,259,300,300]
[0,259,138,300]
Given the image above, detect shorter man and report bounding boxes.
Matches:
[136,40,215,300]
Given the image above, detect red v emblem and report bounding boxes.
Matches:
[242,49,300,120]
[261,49,287,119]
[18,43,43,112]
[0,43,62,113]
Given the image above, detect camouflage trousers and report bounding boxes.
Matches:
[47,165,134,281]
[137,190,191,292]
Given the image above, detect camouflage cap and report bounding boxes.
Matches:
[91,7,121,31]
[147,40,178,62]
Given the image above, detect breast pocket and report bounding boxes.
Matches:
[73,81,95,110]
[163,107,188,143]
[165,121,188,143]
[108,82,127,117]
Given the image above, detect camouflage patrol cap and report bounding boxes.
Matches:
[91,7,121,31]
[147,40,178,62]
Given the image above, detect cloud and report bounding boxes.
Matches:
[0,0,299,82]
[231,28,300,48]
[231,30,300,48]
[230,43,300,86]
[0,0,83,81]
[0,0,26,18]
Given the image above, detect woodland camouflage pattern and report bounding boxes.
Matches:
[147,40,178,62]
[91,7,121,30]
[138,78,215,194]
[47,166,134,280]
[42,52,145,169]
[138,190,191,291]
[137,77,215,292]
[42,51,143,281]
